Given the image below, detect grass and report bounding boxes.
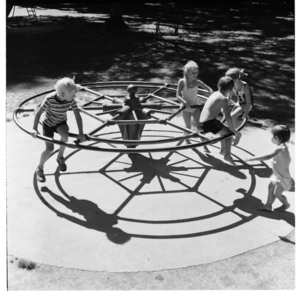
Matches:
[17,258,37,270]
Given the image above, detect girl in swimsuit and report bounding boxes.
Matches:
[176,60,213,152]
[225,68,253,128]
[245,125,293,212]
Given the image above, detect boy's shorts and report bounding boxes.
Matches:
[199,119,224,134]
[43,121,67,138]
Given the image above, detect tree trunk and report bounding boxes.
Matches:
[105,2,128,30]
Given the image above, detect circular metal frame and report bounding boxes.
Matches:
[13,81,247,153]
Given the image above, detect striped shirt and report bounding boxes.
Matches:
[40,93,78,127]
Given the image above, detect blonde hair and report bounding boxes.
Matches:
[183,60,198,81]
[55,77,78,97]
[225,67,248,79]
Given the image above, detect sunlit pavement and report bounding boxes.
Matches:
[7,113,295,272]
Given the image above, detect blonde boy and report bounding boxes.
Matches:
[31,77,86,182]
[200,76,241,165]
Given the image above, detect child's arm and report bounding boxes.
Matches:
[227,90,234,105]
[198,80,213,94]
[245,146,283,162]
[31,106,44,138]
[176,79,187,105]
[243,84,252,117]
[73,108,86,142]
[222,99,239,135]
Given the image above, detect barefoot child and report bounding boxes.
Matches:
[245,125,293,212]
[31,77,86,182]
[200,76,241,165]
[176,60,213,152]
[225,67,253,128]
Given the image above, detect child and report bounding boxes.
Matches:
[225,67,253,128]
[120,84,148,148]
[245,125,293,212]
[124,84,143,110]
[176,60,213,153]
[200,76,241,165]
[31,77,86,182]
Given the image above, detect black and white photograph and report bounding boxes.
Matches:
[4,0,296,290]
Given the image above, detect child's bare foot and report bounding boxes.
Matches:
[36,168,46,183]
[224,155,236,166]
[274,204,290,212]
[232,132,241,146]
[257,205,273,212]
[57,156,67,172]
[219,150,225,156]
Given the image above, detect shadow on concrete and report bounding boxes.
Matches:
[33,171,131,245]
[32,138,294,240]
[235,188,295,227]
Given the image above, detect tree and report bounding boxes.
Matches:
[105,2,128,30]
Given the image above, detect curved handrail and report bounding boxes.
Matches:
[13,81,247,153]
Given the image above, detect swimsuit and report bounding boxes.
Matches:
[271,161,293,191]
[234,81,254,106]
[199,119,224,134]
[182,84,199,113]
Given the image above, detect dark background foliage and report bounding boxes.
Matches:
[6,1,295,129]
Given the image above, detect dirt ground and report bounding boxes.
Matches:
[5,3,296,291]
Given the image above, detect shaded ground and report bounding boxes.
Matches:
[6,3,294,130]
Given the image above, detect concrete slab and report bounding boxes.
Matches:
[7,113,295,272]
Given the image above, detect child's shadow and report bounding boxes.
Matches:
[194,149,246,179]
[245,163,273,178]
[234,188,295,227]
[41,186,131,244]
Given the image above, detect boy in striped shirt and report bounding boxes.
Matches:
[31,77,86,182]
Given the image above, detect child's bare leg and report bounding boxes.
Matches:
[56,124,69,158]
[220,140,225,155]
[193,110,210,153]
[223,137,236,165]
[274,186,290,212]
[230,106,243,129]
[182,111,192,130]
[37,141,54,170]
[257,182,282,211]
[217,126,235,165]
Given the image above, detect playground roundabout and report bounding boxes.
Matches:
[8,82,295,272]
